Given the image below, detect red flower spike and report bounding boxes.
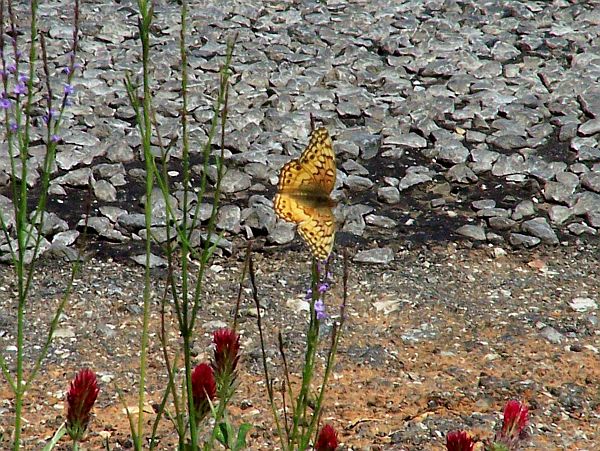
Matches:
[191,363,216,422]
[315,424,338,451]
[66,368,100,442]
[501,400,529,439]
[446,430,475,451]
[212,328,240,381]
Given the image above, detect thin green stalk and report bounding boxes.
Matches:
[135,0,155,448]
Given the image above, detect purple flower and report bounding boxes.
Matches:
[43,109,58,124]
[64,84,75,95]
[318,282,330,294]
[51,134,61,143]
[0,97,11,109]
[63,66,71,75]
[305,288,313,300]
[7,63,16,73]
[9,122,17,132]
[18,73,28,83]
[315,299,326,320]
[15,50,22,59]
[14,82,26,95]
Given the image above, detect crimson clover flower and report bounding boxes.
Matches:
[501,400,529,438]
[446,430,474,451]
[191,363,216,423]
[212,328,240,387]
[65,368,100,442]
[315,424,338,451]
[491,399,529,449]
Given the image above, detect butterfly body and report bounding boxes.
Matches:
[274,127,336,261]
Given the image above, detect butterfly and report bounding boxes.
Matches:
[274,127,337,261]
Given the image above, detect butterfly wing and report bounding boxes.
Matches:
[297,127,336,195]
[274,192,335,261]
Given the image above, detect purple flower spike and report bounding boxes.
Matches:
[315,299,327,320]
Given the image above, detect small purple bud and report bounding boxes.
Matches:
[315,299,326,320]
[305,288,313,300]
[15,50,22,59]
[14,82,26,95]
[74,62,83,70]
[51,134,61,143]
[318,282,329,294]
[64,84,75,96]
[7,63,16,73]
[0,98,11,109]
[62,67,71,75]
[9,122,17,132]
[18,73,28,83]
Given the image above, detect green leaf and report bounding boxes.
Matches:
[42,423,66,451]
[233,423,252,450]
[216,421,234,447]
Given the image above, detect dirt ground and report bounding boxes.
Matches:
[0,240,599,450]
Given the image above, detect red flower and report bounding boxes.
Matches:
[446,430,474,451]
[315,424,338,451]
[191,363,216,422]
[501,400,529,439]
[66,368,99,442]
[212,328,240,383]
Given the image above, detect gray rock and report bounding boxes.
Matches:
[477,208,511,218]
[539,325,564,344]
[509,233,541,248]
[52,230,79,247]
[472,199,496,210]
[492,154,527,176]
[93,179,117,202]
[569,297,597,313]
[543,181,576,203]
[470,147,499,173]
[578,118,600,136]
[446,164,478,183]
[567,222,596,235]
[269,221,295,244]
[580,172,600,193]
[456,224,486,241]
[488,217,516,231]
[345,175,374,191]
[436,140,469,164]
[220,169,252,194]
[342,204,373,235]
[216,205,241,233]
[399,170,432,191]
[131,253,168,268]
[548,206,573,225]
[353,247,394,264]
[365,214,397,229]
[378,186,400,204]
[512,200,536,220]
[570,191,600,215]
[521,218,559,245]
[54,168,93,187]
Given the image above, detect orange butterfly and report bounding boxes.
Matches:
[274,128,336,261]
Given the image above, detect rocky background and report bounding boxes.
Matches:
[3,0,600,264]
